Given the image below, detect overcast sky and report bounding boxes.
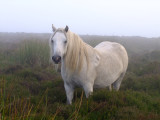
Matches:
[0,0,160,37]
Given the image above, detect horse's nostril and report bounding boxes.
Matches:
[52,56,54,61]
[58,56,61,61]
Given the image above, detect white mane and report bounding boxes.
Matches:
[65,30,89,73]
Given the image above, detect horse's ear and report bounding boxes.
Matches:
[52,24,56,32]
[65,25,69,32]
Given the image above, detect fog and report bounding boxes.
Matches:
[0,0,160,37]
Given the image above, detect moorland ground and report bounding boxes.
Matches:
[0,33,160,120]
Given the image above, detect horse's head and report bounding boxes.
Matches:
[50,25,69,64]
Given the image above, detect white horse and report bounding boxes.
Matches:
[50,25,128,104]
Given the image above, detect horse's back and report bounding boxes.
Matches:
[94,41,128,67]
[95,41,125,53]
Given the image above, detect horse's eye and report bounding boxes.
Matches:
[51,40,54,43]
[64,41,67,44]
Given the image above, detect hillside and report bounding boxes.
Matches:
[0,33,160,119]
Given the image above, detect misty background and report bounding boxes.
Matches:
[1,0,160,119]
[0,0,160,37]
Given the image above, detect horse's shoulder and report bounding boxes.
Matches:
[85,44,100,67]
[94,50,100,67]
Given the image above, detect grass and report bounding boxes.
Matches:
[0,35,160,119]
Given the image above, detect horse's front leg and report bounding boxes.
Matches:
[83,83,93,98]
[64,83,74,104]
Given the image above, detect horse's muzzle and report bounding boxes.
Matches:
[52,56,61,64]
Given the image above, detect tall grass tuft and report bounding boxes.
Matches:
[15,40,50,67]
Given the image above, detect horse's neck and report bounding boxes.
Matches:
[84,42,94,50]
[84,41,96,54]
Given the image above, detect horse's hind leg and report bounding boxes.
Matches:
[112,73,125,91]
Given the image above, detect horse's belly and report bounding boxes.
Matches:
[93,63,122,88]
[94,74,117,88]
